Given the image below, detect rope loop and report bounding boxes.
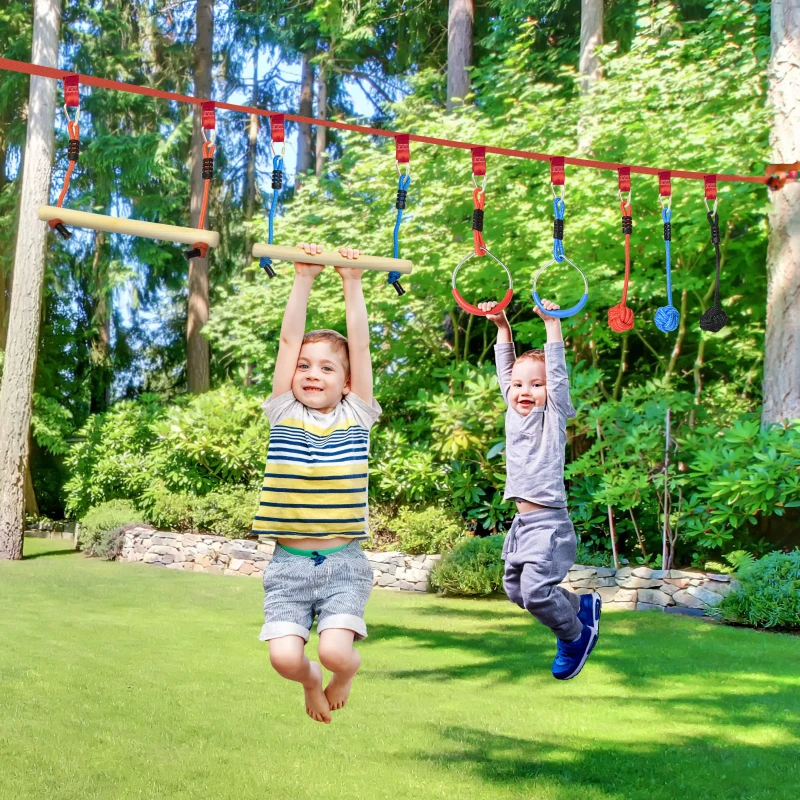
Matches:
[389,171,411,295]
[608,198,635,331]
[699,207,728,332]
[655,205,680,333]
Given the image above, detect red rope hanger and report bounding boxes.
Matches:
[0,56,789,187]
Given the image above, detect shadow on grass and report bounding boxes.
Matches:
[22,547,77,560]
[366,611,800,693]
[414,725,798,799]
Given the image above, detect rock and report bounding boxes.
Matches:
[257,541,276,554]
[597,587,619,602]
[166,563,184,570]
[705,582,734,598]
[239,563,256,576]
[660,583,678,596]
[231,548,257,561]
[689,579,703,587]
[143,552,160,564]
[570,579,596,589]
[637,602,664,612]
[397,581,412,590]
[224,569,247,577]
[608,601,636,611]
[150,545,178,555]
[637,589,673,607]
[668,569,698,579]
[377,575,395,587]
[593,577,617,588]
[686,585,724,607]
[426,554,443,564]
[616,576,662,589]
[134,545,147,554]
[215,554,230,566]
[664,577,692,589]
[194,543,209,555]
[229,558,244,572]
[615,567,633,578]
[206,566,223,575]
[569,567,597,580]
[705,573,730,582]
[595,568,616,578]
[615,588,638,603]
[192,564,207,572]
[672,590,705,609]
[126,552,138,562]
[160,554,175,564]
[632,567,655,579]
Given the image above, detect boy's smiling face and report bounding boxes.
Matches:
[292,340,350,413]
[508,357,547,416]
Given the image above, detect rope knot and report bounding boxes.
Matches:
[655,305,680,332]
[608,303,634,332]
[699,305,727,333]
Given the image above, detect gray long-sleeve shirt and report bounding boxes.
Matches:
[495,342,576,508]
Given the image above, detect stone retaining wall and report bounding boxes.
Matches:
[120,526,439,592]
[120,526,736,611]
[561,564,737,613]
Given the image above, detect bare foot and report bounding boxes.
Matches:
[304,661,331,723]
[324,673,354,711]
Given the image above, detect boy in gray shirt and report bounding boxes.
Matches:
[479,298,601,680]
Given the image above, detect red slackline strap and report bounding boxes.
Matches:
[396,133,410,163]
[271,113,284,144]
[0,56,775,186]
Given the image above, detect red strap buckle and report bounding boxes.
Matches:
[472,147,486,176]
[64,74,80,108]
[201,101,216,130]
[395,134,410,163]
[550,156,565,186]
[618,167,631,193]
[704,174,717,200]
[659,171,672,197]
[271,114,285,144]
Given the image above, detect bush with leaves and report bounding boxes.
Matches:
[430,534,505,597]
[716,550,800,630]
[391,505,470,554]
[79,500,144,559]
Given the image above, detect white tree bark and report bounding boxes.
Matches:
[578,0,603,153]
[0,0,61,560]
[296,51,314,186]
[763,0,800,425]
[446,0,473,112]
[315,66,327,178]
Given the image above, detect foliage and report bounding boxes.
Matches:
[705,550,756,575]
[575,541,613,568]
[64,387,268,518]
[717,550,800,630]
[140,484,257,539]
[430,534,505,597]
[390,505,470,554]
[78,500,143,559]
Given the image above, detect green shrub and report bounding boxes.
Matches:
[430,534,505,597]
[139,484,257,539]
[575,541,613,568]
[79,500,144,559]
[717,550,800,630]
[391,505,469,554]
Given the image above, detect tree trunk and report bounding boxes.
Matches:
[763,0,800,424]
[578,0,603,153]
[0,0,61,561]
[0,142,9,350]
[244,50,259,264]
[187,0,213,395]
[446,0,473,112]
[315,66,327,177]
[296,51,314,187]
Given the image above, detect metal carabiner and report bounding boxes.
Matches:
[472,172,488,193]
[551,182,565,201]
[395,160,411,179]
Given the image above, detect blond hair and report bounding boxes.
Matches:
[515,348,545,366]
[301,329,350,374]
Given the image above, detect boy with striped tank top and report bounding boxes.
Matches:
[252,243,380,724]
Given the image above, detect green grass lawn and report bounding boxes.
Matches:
[1,538,798,800]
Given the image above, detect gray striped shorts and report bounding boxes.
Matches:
[259,541,374,642]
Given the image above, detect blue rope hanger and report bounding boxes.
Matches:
[259,152,284,278]
[387,170,410,295]
[654,205,680,332]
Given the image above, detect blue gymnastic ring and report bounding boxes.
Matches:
[531,256,590,319]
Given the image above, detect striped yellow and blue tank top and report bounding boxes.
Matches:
[251,390,382,540]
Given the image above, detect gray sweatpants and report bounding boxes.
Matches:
[502,507,582,642]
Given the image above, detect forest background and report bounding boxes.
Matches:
[0,0,798,568]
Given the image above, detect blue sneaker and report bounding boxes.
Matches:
[578,591,602,635]
[552,592,602,681]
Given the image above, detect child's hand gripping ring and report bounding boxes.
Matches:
[451,248,514,316]
[531,256,589,319]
